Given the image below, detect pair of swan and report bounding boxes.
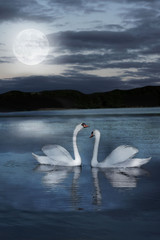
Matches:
[32,123,151,168]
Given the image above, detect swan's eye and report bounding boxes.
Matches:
[91,131,93,134]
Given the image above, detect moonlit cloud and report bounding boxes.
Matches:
[0,0,160,93]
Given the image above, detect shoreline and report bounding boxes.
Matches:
[0,106,160,114]
[0,86,159,112]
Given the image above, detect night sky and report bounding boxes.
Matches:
[0,0,160,93]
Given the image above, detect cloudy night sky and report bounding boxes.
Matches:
[0,0,160,93]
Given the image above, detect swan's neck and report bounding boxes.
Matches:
[92,168,102,205]
[73,126,81,165]
[91,131,100,167]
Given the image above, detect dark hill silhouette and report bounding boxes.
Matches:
[0,86,160,111]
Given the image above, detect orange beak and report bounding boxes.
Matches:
[83,124,89,128]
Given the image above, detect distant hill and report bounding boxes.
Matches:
[0,86,160,111]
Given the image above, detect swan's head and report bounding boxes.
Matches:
[75,123,89,132]
[81,123,89,128]
[89,130,100,138]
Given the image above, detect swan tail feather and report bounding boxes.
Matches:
[32,153,53,165]
[116,157,151,168]
[128,157,151,167]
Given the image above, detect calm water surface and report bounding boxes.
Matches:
[0,108,160,239]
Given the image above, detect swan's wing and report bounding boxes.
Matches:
[116,157,151,168]
[42,144,73,166]
[104,145,139,166]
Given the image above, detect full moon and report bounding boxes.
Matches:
[13,29,49,65]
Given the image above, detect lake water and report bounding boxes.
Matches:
[0,108,160,239]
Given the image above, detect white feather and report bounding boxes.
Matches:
[104,145,139,166]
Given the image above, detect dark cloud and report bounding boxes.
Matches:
[126,77,160,89]
[0,0,115,23]
[48,53,111,65]
[95,24,125,31]
[0,74,126,93]
[0,0,159,24]
[1,0,159,23]
[49,11,160,54]
[0,0,54,23]
[48,0,106,13]
[45,0,160,58]
[48,30,138,53]
[0,0,95,23]
[45,2,160,89]
[48,52,140,69]
[0,56,15,63]
[0,71,158,94]
[0,0,160,92]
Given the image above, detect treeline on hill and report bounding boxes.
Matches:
[0,86,160,111]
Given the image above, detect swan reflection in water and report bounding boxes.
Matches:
[35,165,81,188]
[35,165,149,208]
[92,167,149,206]
[35,165,81,208]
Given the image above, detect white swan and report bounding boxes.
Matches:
[32,123,89,166]
[90,130,151,168]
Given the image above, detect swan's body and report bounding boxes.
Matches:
[32,123,88,166]
[90,130,151,168]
